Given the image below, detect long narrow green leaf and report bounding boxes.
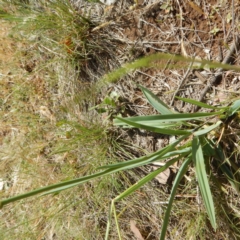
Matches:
[0,170,111,208]
[138,84,173,114]
[115,116,190,135]
[227,99,240,116]
[193,121,222,136]
[115,157,179,202]
[114,119,178,128]
[114,111,222,123]
[99,147,191,169]
[0,134,190,206]
[160,157,192,240]
[175,96,227,110]
[105,200,114,240]
[114,112,222,126]
[99,134,191,172]
[192,137,216,230]
[31,135,192,197]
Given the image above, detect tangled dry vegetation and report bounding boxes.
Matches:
[1,0,240,239]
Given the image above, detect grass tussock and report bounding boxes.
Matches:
[0,1,121,239]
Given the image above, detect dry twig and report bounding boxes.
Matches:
[194,36,240,112]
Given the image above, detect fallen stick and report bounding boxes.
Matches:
[194,36,240,112]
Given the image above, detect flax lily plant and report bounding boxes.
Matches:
[113,85,240,239]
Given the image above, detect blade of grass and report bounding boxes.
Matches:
[105,200,114,240]
[114,112,222,126]
[192,137,216,230]
[99,147,191,169]
[115,116,190,135]
[138,84,173,114]
[0,170,110,208]
[227,99,240,116]
[160,156,192,240]
[44,136,188,195]
[175,96,227,110]
[115,157,181,202]
[193,121,222,136]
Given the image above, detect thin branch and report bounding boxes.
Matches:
[194,36,240,112]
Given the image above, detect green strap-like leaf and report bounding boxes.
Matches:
[192,137,216,230]
[115,116,190,135]
[37,135,191,195]
[175,96,227,110]
[115,157,179,202]
[99,147,191,170]
[138,84,173,114]
[160,157,192,240]
[193,121,222,136]
[227,99,240,116]
[114,112,222,126]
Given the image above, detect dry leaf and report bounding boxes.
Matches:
[39,106,56,123]
[188,1,205,16]
[130,220,144,240]
[152,166,171,185]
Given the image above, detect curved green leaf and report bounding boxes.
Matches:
[138,84,173,114]
[115,157,179,202]
[192,137,216,230]
[114,112,222,126]
[115,116,190,135]
[176,96,227,110]
[193,121,222,136]
[227,99,240,116]
[160,157,192,240]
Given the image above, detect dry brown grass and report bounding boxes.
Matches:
[1,0,240,239]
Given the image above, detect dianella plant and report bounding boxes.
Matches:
[113,85,240,239]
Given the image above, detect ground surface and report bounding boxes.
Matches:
[1,0,240,239]
[93,0,240,153]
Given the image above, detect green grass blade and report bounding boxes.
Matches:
[99,147,191,170]
[114,112,222,126]
[115,116,190,135]
[115,157,179,202]
[114,118,178,128]
[0,170,110,208]
[105,200,114,240]
[227,99,240,116]
[193,121,222,136]
[100,53,240,85]
[138,84,173,114]
[192,137,216,230]
[160,157,192,240]
[175,96,227,110]
[1,135,191,206]
[99,135,191,174]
